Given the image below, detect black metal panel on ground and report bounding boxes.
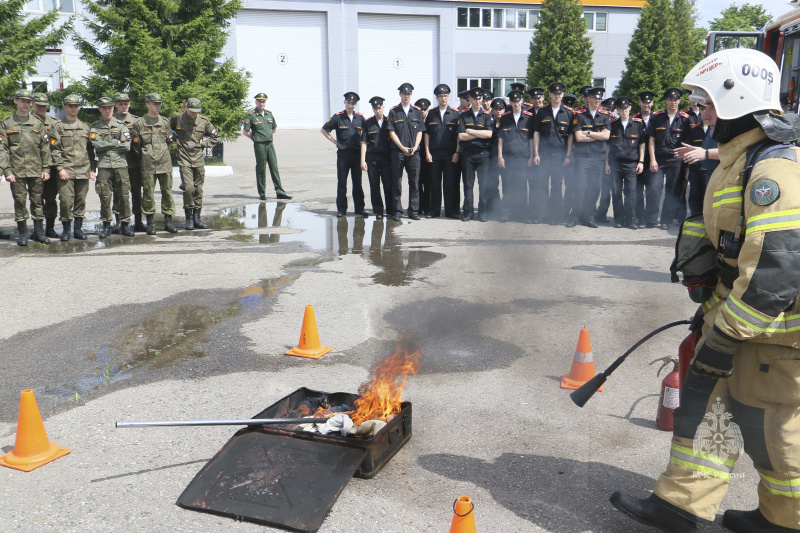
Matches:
[177,431,366,533]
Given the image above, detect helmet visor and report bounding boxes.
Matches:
[688,87,711,106]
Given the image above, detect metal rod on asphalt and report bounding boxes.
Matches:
[116,418,332,428]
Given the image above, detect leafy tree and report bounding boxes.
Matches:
[527,0,594,96]
[0,0,72,117]
[709,3,771,51]
[72,0,248,139]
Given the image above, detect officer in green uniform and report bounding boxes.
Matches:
[130,93,177,235]
[170,97,220,230]
[32,92,62,239]
[243,92,291,201]
[54,94,96,241]
[91,96,133,238]
[113,93,145,232]
[0,89,52,246]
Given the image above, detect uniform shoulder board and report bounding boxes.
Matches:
[265,109,271,113]
[522,110,534,116]
[248,109,255,115]
[633,117,643,122]
[573,107,585,113]
[502,111,512,116]
[610,117,619,122]
[563,105,573,111]
[412,105,421,110]
[679,111,690,118]
[598,109,609,115]
[690,122,702,128]
[653,110,665,115]
[335,110,343,115]
[391,104,399,110]
[355,111,363,115]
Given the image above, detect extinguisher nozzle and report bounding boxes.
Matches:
[570,373,608,407]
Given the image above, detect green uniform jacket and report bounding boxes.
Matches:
[37,114,62,170]
[130,114,173,174]
[0,112,52,178]
[114,112,141,168]
[243,109,276,142]
[55,118,95,178]
[91,117,131,169]
[169,112,220,168]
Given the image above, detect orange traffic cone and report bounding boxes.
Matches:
[449,495,477,533]
[286,305,333,359]
[0,389,70,472]
[561,327,603,391]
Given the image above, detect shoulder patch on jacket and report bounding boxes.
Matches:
[690,122,703,128]
[523,110,534,116]
[412,105,421,111]
[502,111,512,116]
[750,178,780,206]
[679,111,690,118]
[335,111,343,115]
[563,105,573,111]
[598,109,610,115]
[633,117,643,122]
[653,110,665,115]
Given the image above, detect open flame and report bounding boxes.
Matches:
[349,338,421,426]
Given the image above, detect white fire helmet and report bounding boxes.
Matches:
[681,48,781,120]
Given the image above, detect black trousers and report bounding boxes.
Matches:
[461,150,489,216]
[611,159,638,226]
[540,150,567,221]
[687,166,708,217]
[572,157,603,223]
[655,157,682,225]
[430,153,458,217]
[596,169,613,220]
[365,153,392,216]
[504,156,529,221]
[390,150,420,216]
[419,156,431,214]
[336,150,364,213]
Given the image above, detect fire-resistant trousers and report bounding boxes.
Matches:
[652,342,800,529]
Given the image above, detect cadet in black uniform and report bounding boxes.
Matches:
[647,87,690,229]
[531,82,574,223]
[596,98,620,222]
[568,86,611,228]
[414,98,432,216]
[633,90,657,228]
[386,83,426,221]
[527,87,545,114]
[506,83,534,113]
[424,84,461,218]
[321,92,368,217]
[674,99,704,220]
[457,90,470,112]
[488,98,506,217]
[481,90,494,113]
[605,96,645,229]
[562,93,577,108]
[360,96,392,220]
[457,87,494,221]
[497,90,533,222]
[683,104,708,217]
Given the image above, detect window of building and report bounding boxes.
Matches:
[457,78,527,100]
[458,7,538,30]
[25,0,73,11]
[592,78,606,88]
[585,12,608,32]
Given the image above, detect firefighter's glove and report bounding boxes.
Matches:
[690,327,744,379]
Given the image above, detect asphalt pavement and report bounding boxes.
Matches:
[0,131,753,532]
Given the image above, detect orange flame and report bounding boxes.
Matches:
[349,338,421,426]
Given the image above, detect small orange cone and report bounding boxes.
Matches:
[0,389,70,472]
[449,495,477,533]
[561,327,603,391]
[286,305,333,359]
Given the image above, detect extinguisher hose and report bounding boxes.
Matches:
[571,319,692,407]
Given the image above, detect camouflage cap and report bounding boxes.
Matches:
[186,97,202,112]
[63,94,82,105]
[97,96,114,107]
[114,92,131,102]
[14,89,33,101]
[145,93,162,103]
[32,92,49,105]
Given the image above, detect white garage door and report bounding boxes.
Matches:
[357,14,439,109]
[236,10,329,129]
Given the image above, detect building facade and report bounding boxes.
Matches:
[25,0,645,129]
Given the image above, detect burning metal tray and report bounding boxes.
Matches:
[177,388,412,532]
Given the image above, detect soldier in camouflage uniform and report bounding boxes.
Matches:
[130,93,177,235]
[32,92,62,239]
[169,97,220,230]
[113,93,145,232]
[91,96,133,238]
[54,94,96,241]
[0,89,52,246]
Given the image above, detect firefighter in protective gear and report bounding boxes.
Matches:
[611,48,800,533]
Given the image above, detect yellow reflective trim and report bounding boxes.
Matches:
[725,296,800,333]
[681,230,708,238]
[747,208,800,223]
[745,220,800,236]
[713,186,743,197]
[683,221,705,228]
[760,472,800,487]
[761,486,800,497]
[713,198,742,208]
[670,457,731,480]
[672,443,736,467]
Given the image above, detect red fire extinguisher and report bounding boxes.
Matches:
[650,356,681,431]
[678,331,700,385]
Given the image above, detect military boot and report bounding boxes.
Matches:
[73,218,87,240]
[45,217,59,238]
[120,221,135,237]
[164,215,177,234]
[184,209,194,230]
[146,214,156,235]
[99,221,111,239]
[193,208,208,229]
[60,221,71,242]
[723,509,799,533]
[32,220,50,244]
[111,214,121,234]
[609,492,696,533]
[17,221,28,246]
[133,213,147,232]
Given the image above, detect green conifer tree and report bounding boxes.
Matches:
[73,0,248,138]
[527,0,594,95]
